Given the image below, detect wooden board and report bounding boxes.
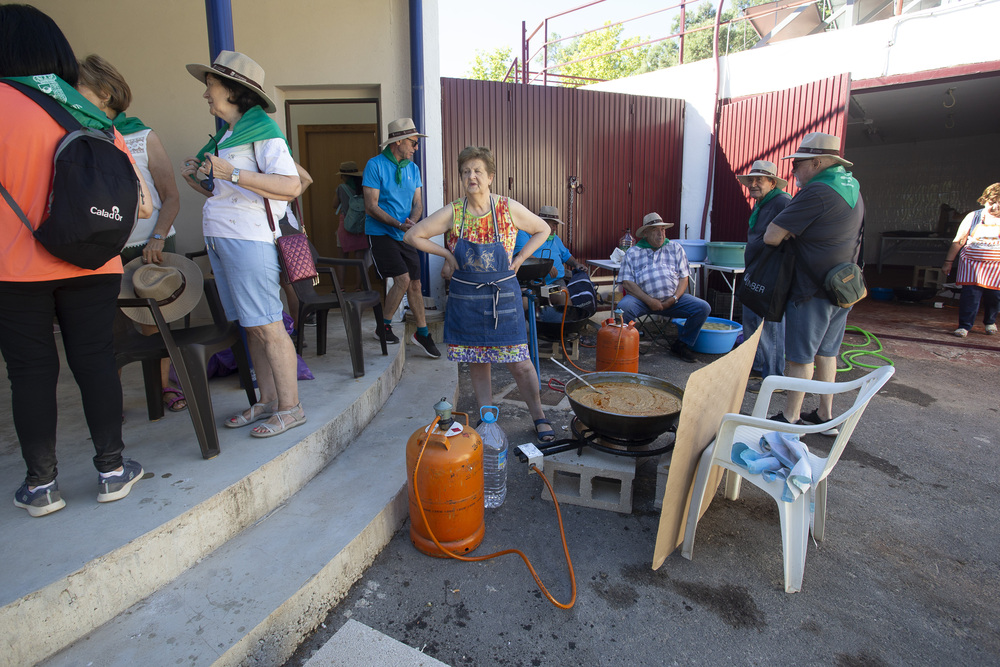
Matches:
[652,327,761,569]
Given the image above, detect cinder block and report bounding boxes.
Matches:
[540,448,636,513]
[653,456,670,510]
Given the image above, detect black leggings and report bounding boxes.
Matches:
[0,274,125,485]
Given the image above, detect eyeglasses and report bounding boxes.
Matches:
[791,158,810,169]
[407,138,420,148]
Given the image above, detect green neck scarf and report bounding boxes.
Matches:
[808,165,860,208]
[194,105,288,160]
[547,234,556,242]
[635,238,669,249]
[381,146,412,185]
[112,112,150,136]
[3,74,112,130]
[747,187,784,230]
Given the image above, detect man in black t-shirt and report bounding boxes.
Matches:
[763,133,864,435]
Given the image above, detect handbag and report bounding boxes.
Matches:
[265,199,319,285]
[739,242,796,321]
[802,218,867,308]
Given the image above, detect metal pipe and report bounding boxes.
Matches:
[409,0,430,297]
[204,0,234,131]
[698,0,727,241]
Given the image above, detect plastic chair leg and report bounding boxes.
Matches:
[777,496,811,593]
[232,339,257,407]
[343,303,365,378]
[813,479,828,542]
[724,469,743,500]
[374,303,388,356]
[681,443,719,560]
[316,309,329,356]
[177,346,221,460]
[140,358,165,421]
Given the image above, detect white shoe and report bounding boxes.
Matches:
[953,328,969,338]
[986,324,998,335]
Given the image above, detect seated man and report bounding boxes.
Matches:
[513,205,584,306]
[617,213,711,363]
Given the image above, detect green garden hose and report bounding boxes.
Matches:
[838,325,893,371]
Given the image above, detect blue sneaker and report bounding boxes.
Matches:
[97,459,145,503]
[14,481,66,517]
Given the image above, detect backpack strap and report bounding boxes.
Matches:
[4,80,83,132]
[0,181,35,236]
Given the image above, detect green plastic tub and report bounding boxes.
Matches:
[706,242,747,268]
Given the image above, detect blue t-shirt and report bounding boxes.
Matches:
[362,153,423,240]
[513,231,573,284]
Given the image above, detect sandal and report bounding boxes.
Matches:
[250,404,307,438]
[225,400,277,428]
[162,387,188,412]
[534,418,556,444]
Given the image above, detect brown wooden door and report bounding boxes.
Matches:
[297,124,378,257]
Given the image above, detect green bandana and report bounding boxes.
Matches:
[635,237,669,249]
[112,112,150,136]
[809,165,860,208]
[547,234,556,242]
[194,105,288,161]
[381,146,412,185]
[747,187,784,230]
[3,74,112,130]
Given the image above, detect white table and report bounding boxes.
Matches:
[701,263,744,321]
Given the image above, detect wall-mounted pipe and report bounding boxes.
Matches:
[410,0,430,296]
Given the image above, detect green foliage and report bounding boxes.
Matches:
[546,23,649,87]
[467,46,515,81]
[668,0,770,65]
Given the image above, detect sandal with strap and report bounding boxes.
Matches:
[225,400,277,429]
[250,404,307,438]
[162,387,188,412]
[534,418,556,444]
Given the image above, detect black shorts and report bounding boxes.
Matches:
[370,234,421,280]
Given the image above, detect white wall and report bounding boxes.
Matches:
[587,0,1000,240]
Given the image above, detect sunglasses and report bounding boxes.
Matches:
[791,158,811,169]
[199,134,220,191]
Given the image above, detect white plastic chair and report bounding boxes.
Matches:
[680,365,895,593]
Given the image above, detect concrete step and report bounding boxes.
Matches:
[39,358,456,666]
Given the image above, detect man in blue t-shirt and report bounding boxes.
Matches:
[764,132,864,434]
[513,205,584,306]
[362,118,438,358]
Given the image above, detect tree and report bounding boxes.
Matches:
[547,23,649,86]
[668,0,769,65]
[466,46,515,82]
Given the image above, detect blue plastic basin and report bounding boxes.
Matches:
[672,316,742,354]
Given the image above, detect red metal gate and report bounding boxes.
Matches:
[441,78,684,260]
[710,74,851,241]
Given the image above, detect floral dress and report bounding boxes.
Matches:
[445,197,529,363]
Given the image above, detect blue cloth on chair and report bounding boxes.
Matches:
[731,432,824,503]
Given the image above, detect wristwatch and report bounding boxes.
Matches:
[231,168,241,184]
[150,233,164,241]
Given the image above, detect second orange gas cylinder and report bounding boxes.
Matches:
[596,312,639,373]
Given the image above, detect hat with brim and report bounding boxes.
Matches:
[119,253,204,326]
[186,50,276,114]
[781,131,853,168]
[538,205,565,225]
[737,160,788,190]
[337,161,363,178]
[636,212,675,238]
[379,117,428,149]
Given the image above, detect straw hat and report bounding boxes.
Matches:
[781,132,853,168]
[636,212,675,238]
[186,50,276,113]
[737,160,788,190]
[119,254,204,326]
[337,161,363,178]
[538,205,565,225]
[379,118,427,149]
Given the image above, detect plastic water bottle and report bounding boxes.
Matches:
[618,228,636,251]
[477,406,508,508]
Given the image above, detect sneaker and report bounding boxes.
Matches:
[14,481,66,517]
[986,324,998,335]
[953,328,969,338]
[304,313,317,326]
[410,331,441,358]
[376,323,400,344]
[97,459,145,503]
[669,340,697,363]
[800,409,840,436]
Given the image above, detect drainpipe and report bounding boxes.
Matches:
[698,0,727,241]
[204,0,234,130]
[410,0,430,297]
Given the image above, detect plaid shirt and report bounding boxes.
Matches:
[617,242,690,301]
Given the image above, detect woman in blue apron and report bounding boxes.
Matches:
[405,146,556,442]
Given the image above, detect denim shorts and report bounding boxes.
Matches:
[206,236,283,328]
[784,296,850,363]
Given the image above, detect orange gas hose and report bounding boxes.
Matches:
[413,416,577,609]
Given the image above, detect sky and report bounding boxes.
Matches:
[437,0,681,79]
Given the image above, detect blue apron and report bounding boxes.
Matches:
[443,197,527,347]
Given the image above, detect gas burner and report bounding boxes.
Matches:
[521,417,675,461]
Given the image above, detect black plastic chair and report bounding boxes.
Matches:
[292,256,387,377]
[114,278,256,459]
[635,312,674,351]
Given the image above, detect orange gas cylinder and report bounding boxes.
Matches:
[596,314,639,373]
[406,399,485,558]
